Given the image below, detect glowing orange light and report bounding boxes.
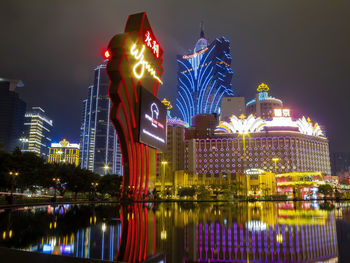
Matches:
[104,49,111,59]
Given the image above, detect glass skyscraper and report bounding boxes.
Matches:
[0,78,26,152]
[176,29,234,125]
[80,63,122,175]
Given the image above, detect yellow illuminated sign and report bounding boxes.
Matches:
[257,83,269,92]
[130,44,163,84]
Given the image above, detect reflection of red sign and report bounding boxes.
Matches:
[144,31,160,58]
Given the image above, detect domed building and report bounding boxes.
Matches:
[246,83,283,120]
[185,111,331,176]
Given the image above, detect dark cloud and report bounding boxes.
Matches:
[0,0,349,151]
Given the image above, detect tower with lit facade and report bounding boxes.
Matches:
[22,106,53,158]
[176,27,234,125]
[48,139,80,166]
[79,63,123,175]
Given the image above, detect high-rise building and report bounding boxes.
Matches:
[0,78,26,152]
[175,27,234,125]
[246,83,283,120]
[80,63,123,175]
[48,139,80,166]
[22,107,53,158]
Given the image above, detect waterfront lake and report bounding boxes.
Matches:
[0,201,349,262]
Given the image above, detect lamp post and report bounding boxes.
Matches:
[52,177,60,201]
[9,171,19,203]
[91,182,99,201]
[19,138,28,150]
[272,157,279,173]
[161,161,168,195]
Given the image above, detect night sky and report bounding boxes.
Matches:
[0,1,349,152]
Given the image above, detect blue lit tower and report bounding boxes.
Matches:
[79,63,123,175]
[176,27,234,125]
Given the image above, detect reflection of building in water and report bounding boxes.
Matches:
[32,223,121,261]
[184,208,337,262]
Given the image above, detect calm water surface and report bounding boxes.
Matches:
[0,201,349,262]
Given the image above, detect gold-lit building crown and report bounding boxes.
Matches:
[257,83,270,93]
[59,139,69,148]
[161,98,173,110]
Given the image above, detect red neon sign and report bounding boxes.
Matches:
[144,31,160,58]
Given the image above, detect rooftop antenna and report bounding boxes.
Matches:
[200,21,205,38]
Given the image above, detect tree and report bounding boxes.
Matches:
[196,185,211,200]
[318,184,333,198]
[178,187,196,198]
[97,174,122,199]
[64,166,100,200]
[0,149,12,190]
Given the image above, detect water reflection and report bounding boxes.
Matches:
[0,201,344,262]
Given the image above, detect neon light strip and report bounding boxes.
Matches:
[182,47,208,59]
[142,129,165,143]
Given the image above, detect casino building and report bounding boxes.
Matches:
[184,110,331,177]
[48,139,80,166]
[175,27,234,125]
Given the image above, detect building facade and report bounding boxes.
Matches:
[48,139,80,166]
[246,83,283,120]
[79,63,122,175]
[175,29,234,125]
[22,107,52,158]
[185,113,331,176]
[0,78,26,152]
[220,96,246,121]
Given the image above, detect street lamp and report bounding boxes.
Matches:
[9,171,19,201]
[161,161,168,195]
[91,182,99,201]
[272,157,279,172]
[52,177,60,201]
[103,164,109,175]
[19,138,28,150]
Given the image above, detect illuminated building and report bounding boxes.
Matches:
[246,83,283,120]
[245,169,275,196]
[79,63,122,175]
[48,139,80,166]
[185,111,331,178]
[276,171,325,198]
[156,99,187,190]
[22,106,52,158]
[220,96,246,121]
[0,78,26,152]
[175,27,234,125]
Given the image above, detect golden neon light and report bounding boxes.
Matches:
[161,98,173,109]
[130,44,163,84]
[257,82,269,92]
